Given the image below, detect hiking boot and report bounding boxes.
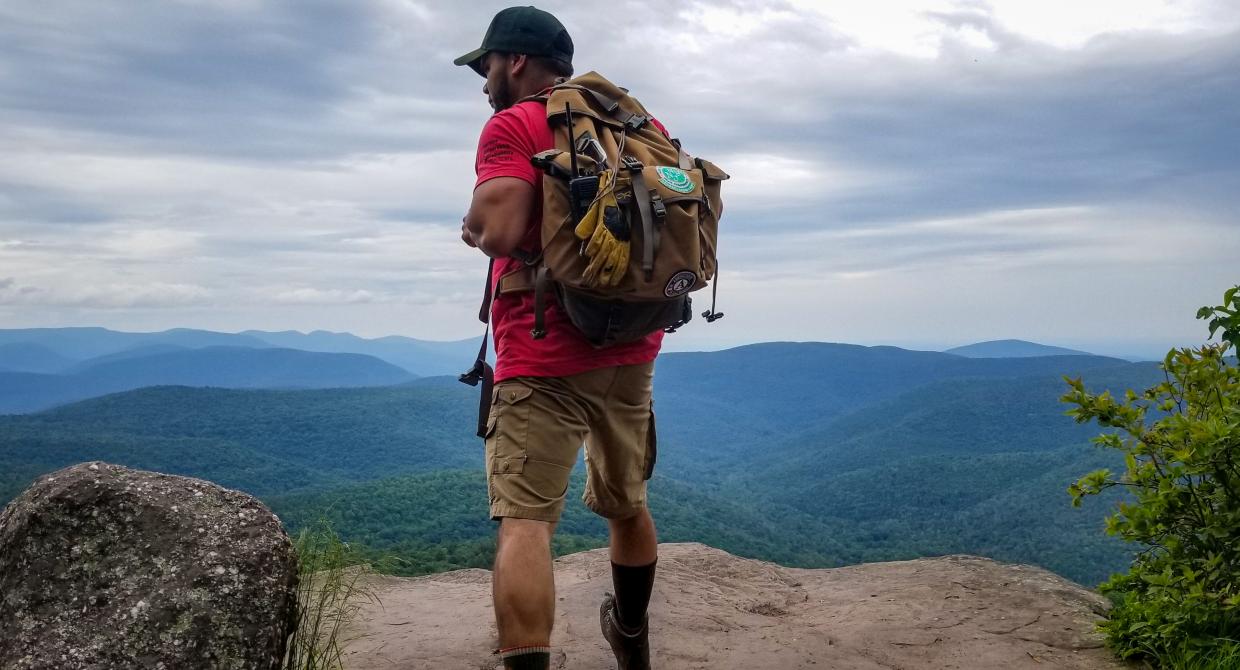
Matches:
[600,592,650,670]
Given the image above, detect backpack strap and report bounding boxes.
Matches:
[549,83,650,131]
[458,258,496,438]
[625,157,658,281]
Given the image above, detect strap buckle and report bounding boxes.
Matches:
[650,194,666,221]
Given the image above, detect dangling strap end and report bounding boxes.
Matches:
[530,265,550,340]
[459,359,485,387]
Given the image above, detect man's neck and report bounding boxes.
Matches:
[516,77,559,101]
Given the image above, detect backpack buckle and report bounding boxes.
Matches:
[650,194,666,222]
[624,114,648,131]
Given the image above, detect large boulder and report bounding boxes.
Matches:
[0,462,299,670]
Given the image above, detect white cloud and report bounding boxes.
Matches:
[0,278,213,309]
[270,287,379,305]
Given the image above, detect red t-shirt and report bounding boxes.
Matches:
[474,100,663,382]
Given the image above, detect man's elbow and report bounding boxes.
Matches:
[474,230,520,258]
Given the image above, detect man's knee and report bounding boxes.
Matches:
[606,508,641,526]
[498,517,556,545]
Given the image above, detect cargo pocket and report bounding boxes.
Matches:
[488,383,533,475]
[643,402,658,481]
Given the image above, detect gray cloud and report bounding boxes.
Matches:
[0,0,1236,349]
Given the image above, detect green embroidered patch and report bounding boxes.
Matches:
[655,166,695,194]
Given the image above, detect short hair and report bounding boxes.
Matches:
[530,55,573,79]
[492,51,573,79]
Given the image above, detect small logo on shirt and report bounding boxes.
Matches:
[664,270,697,297]
[655,167,695,194]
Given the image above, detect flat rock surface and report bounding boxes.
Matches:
[342,542,1133,669]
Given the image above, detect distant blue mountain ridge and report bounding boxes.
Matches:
[0,342,76,374]
[0,329,1133,416]
[0,346,415,414]
[944,339,1093,358]
[0,327,478,377]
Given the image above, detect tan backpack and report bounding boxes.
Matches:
[496,71,729,346]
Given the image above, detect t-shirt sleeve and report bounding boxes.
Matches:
[474,109,541,189]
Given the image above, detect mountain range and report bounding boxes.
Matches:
[0,327,486,413]
[0,327,478,376]
[0,332,1169,586]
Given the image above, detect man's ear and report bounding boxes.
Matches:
[509,53,528,77]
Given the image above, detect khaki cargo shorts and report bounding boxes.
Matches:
[484,361,656,523]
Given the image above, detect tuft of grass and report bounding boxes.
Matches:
[1139,638,1240,670]
[283,520,388,670]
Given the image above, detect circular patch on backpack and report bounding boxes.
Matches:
[664,270,697,297]
[655,166,695,194]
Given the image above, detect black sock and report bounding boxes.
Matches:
[501,648,550,670]
[611,559,657,631]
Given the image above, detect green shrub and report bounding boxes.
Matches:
[1062,286,1240,664]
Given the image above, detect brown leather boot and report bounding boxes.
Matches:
[600,592,650,670]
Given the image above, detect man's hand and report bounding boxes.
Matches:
[461,218,477,248]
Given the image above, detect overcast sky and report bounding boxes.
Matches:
[1,0,1237,357]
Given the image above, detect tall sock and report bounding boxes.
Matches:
[500,646,551,670]
[611,559,657,632]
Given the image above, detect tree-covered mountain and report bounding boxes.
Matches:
[0,347,416,414]
[0,344,1168,586]
[651,342,1132,477]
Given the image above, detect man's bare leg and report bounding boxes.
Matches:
[608,507,657,566]
[494,518,556,649]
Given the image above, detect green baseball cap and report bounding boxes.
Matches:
[454,6,573,77]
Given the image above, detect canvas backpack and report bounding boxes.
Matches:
[460,71,728,434]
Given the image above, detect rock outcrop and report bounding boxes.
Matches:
[342,543,1129,670]
[0,462,298,670]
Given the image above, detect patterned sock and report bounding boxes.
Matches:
[611,559,657,632]
[500,646,551,670]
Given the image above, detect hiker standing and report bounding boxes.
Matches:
[455,7,726,669]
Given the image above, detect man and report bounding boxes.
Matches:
[455,7,661,670]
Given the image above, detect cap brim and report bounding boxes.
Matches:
[453,48,488,76]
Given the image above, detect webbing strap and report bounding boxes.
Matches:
[551,84,648,130]
[703,260,724,323]
[629,167,657,281]
[531,265,550,340]
[459,258,496,438]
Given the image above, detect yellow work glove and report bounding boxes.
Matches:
[573,172,630,288]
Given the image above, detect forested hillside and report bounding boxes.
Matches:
[0,342,1163,585]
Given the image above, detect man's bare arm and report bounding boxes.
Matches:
[463,176,536,258]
